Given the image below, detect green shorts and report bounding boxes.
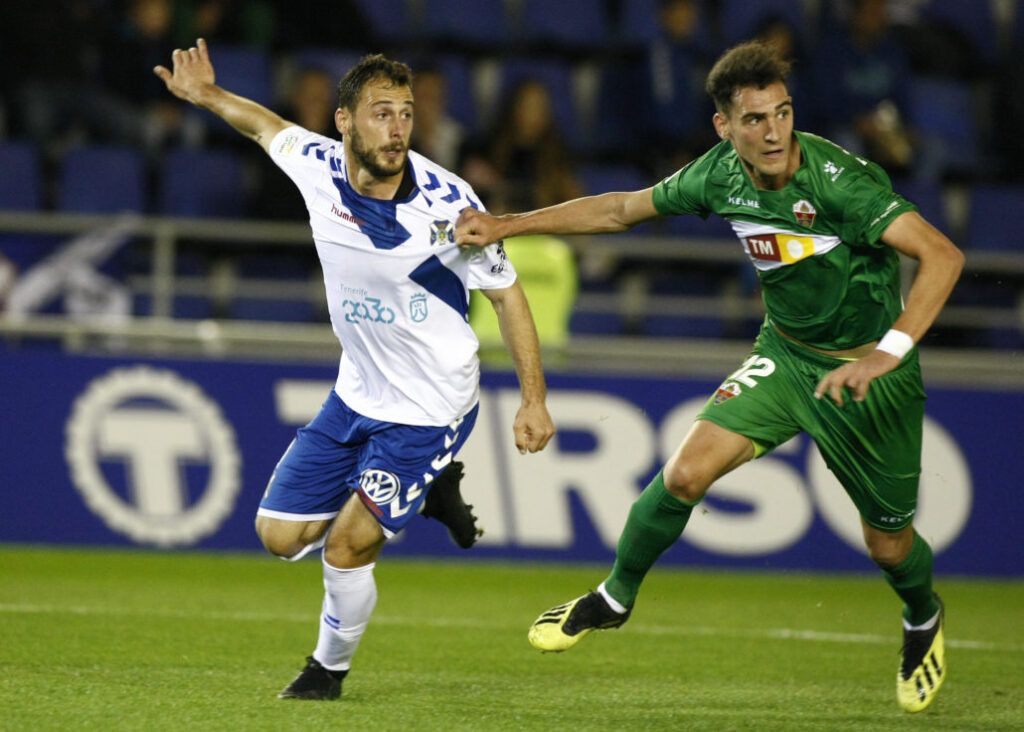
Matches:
[698,324,926,531]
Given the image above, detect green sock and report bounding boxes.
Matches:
[882,532,941,625]
[603,472,697,609]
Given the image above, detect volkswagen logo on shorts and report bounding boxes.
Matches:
[359,469,401,504]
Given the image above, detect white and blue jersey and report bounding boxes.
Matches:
[269,125,515,427]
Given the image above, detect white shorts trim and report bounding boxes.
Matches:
[256,508,339,522]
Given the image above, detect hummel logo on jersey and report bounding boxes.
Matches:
[728,196,760,208]
[824,161,845,181]
[330,202,364,226]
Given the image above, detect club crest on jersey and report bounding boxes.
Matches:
[793,200,817,228]
[713,381,741,404]
[409,293,428,323]
[429,220,455,245]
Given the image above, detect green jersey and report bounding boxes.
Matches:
[652,131,916,350]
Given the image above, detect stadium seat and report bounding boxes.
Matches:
[421,0,510,45]
[352,0,412,42]
[208,46,274,108]
[519,0,610,48]
[57,146,146,213]
[965,184,1024,250]
[432,54,478,132]
[589,60,646,154]
[920,0,1001,67]
[292,48,364,79]
[578,164,650,196]
[907,77,979,176]
[717,0,808,47]
[619,0,663,45]
[0,141,43,211]
[663,212,735,239]
[159,148,245,219]
[892,179,949,233]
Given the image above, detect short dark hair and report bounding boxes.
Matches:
[336,54,413,111]
[705,41,791,114]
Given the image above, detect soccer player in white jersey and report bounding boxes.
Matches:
[155,40,555,700]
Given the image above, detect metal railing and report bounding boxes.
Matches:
[1,210,1023,387]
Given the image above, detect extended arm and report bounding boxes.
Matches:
[153,38,290,152]
[815,211,964,405]
[480,281,556,453]
[456,188,660,247]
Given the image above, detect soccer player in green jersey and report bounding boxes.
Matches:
[455,41,963,713]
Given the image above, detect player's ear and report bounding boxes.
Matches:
[713,111,729,140]
[335,107,350,136]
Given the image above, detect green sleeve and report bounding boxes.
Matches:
[652,157,713,219]
[830,162,917,247]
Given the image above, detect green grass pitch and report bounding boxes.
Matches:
[1,546,1021,731]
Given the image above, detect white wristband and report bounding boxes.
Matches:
[876,329,914,359]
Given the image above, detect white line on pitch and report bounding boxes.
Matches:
[0,602,1014,652]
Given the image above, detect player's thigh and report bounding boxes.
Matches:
[255,515,333,557]
[663,419,757,501]
[257,395,363,523]
[684,337,803,494]
[810,352,926,530]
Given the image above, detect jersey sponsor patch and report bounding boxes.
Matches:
[730,220,841,271]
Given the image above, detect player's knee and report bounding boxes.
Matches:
[662,462,711,503]
[865,533,911,568]
[255,517,305,559]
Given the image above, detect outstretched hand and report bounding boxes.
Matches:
[455,207,502,248]
[153,38,215,105]
[513,402,556,454]
[814,349,901,406]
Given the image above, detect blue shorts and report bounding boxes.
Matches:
[257,391,478,537]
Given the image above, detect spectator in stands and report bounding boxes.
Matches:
[460,78,582,214]
[636,0,717,177]
[104,0,205,152]
[812,0,915,176]
[410,66,464,171]
[248,66,336,220]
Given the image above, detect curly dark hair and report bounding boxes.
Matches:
[336,54,413,111]
[705,41,791,114]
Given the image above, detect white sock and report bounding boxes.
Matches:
[597,582,628,614]
[312,559,377,671]
[903,609,940,632]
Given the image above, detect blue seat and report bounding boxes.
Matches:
[209,46,274,107]
[58,146,146,213]
[966,185,1024,251]
[620,0,663,45]
[159,148,245,218]
[908,77,979,176]
[892,179,949,233]
[422,0,510,45]
[352,0,412,42]
[292,48,364,79]
[433,54,478,132]
[519,0,610,47]
[0,141,43,211]
[717,0,807,47]
[578,164,650,196]
[921,0,1000,66]
[663,212,735,239]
